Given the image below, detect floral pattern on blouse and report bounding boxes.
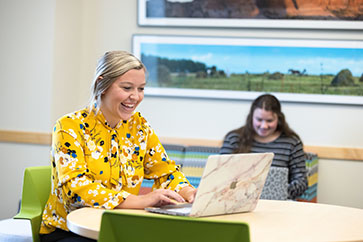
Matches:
[40,106,191,233]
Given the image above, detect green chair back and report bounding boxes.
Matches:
[14,166,51,242]
[98,210,250,242]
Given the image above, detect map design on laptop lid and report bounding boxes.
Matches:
[189,152,273,217]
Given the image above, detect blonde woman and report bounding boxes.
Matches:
[40,51,196,241]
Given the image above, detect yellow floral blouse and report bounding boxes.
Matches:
[40,106,191,234]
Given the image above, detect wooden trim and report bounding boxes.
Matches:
[0,130,51,145]
[304,145,363,162]
[159,137,222,147]
[159,137,363,161]
[0,130,362,161]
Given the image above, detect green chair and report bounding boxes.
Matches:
[14,166,51,242]
[98,210,250,242]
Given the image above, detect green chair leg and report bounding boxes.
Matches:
[14,166,51,242]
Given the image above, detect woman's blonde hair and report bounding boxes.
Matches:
[89,51,145,109]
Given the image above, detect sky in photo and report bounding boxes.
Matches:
[141,43,363,76]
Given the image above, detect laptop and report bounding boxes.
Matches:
[260,166,289,200]
[145,152,274,217]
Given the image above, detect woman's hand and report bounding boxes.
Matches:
[178,186,197,203]
[116,189,185,209]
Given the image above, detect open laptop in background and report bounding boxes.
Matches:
[260,166,289,200]
[145,152,274,217]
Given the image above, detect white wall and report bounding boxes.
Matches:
[0,0,54,131]
[318,159,363,208]
[0,0,55,219]
[0,0,362,219]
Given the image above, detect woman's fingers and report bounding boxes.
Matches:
[178,186,197,203]
[160,189,185,203]
[117,188,189,209]
[150,189,185,206]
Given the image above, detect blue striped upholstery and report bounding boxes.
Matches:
[141,144,318,202]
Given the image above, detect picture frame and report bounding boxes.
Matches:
[138,0,363,30]
[132,34,363,105]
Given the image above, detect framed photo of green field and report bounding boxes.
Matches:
[138,0,363,30]
[132,34,363,105]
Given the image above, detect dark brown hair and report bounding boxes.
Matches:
[227,93,301,153]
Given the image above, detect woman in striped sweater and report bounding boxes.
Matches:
[220,94,307,199]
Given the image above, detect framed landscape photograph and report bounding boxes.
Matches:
[132,34,363,105]
[138,0,363,29]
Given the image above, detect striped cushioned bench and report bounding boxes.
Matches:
[141,144,318,202]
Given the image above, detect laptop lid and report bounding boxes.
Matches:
[146,152,274,217]
[260,166,289,200]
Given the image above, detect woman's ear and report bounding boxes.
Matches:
[97,76,106,95]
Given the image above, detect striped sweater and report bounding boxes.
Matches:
[220,132,308,199]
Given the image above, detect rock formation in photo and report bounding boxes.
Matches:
[146,0,363,20]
